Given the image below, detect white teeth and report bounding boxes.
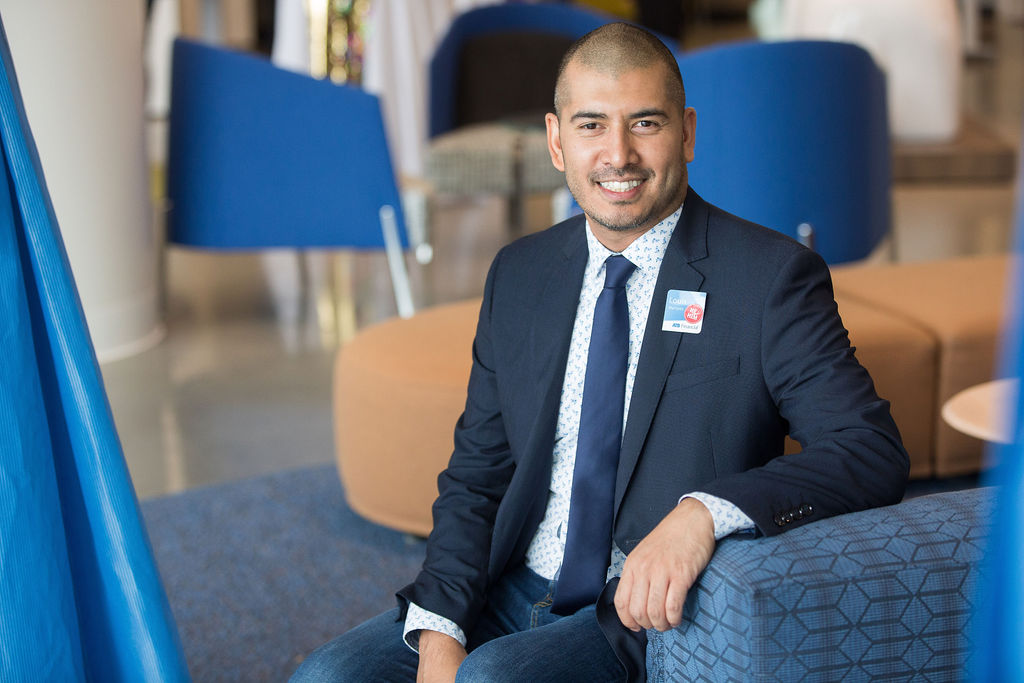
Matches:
[599,179,641,192]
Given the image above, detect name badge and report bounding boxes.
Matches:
[663,289,706,334]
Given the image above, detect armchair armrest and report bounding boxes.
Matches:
[647,488,993,681]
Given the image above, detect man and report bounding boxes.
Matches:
[294,22,908,682]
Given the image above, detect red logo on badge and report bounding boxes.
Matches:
[684,304,703,324]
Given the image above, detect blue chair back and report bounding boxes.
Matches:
[429,3,680,138]
[167,39,408,251]
[679,40,891,264]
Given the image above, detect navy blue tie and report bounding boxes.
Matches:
[552,254,636,615]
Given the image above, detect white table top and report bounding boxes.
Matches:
[941,377,1019,444]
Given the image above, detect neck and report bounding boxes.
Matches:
[589,224,649,253]
[587,194,687,252]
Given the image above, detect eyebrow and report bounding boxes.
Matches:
[632,108,669,119]
[569,108,669,122]
[570,111,607,122]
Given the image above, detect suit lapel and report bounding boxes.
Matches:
[615,193,710,512]
[526,219,589,414]
[494,219,587,571]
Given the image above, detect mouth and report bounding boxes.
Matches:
[597,179,644,193]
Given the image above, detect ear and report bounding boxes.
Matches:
[682,107,696,164]
[546,112,565,172]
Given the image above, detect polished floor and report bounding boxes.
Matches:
[103,15,1024,500]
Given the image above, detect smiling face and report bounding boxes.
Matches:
[546,59,696,251]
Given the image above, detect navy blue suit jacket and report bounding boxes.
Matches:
[398,190,908,662]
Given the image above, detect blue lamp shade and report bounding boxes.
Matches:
[167,38,407,251]
[679,40,891,264]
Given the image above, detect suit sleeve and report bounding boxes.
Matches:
[700,247,909,535]
[396,250,516,633]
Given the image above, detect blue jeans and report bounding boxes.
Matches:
[290,564,625,682]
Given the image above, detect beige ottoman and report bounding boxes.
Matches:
[334,299,479,536]
[832,254,1012,476]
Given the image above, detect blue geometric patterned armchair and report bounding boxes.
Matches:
[647,488,991,681]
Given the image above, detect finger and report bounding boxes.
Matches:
[614,570,640,631]
[628,572,653,631]
[645,572,671,631]
[663,579,688,630]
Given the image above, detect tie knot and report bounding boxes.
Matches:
[603,255,636,290]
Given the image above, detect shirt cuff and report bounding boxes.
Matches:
[403,602,467,653]
[681,491,755,540]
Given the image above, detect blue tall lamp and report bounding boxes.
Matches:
[0,16,188,682]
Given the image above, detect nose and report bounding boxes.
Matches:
[601,124,638,170]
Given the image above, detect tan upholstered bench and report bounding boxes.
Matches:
[831,293,937,477]
[334,254,1009,533]
[832,254,1012,477]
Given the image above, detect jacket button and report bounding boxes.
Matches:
[784,512,795,523]
[774,514,785,526]
[800,504,814,516]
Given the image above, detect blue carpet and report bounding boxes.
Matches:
[141,464,426,681]
[140,464,979,681]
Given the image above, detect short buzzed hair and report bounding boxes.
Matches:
[553,23,685,117]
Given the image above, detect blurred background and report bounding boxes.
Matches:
[0,0,1019,501]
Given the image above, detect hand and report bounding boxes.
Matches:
[416,630,467,683]
[613,497,716,632]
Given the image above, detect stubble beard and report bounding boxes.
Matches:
[567,167,667,234]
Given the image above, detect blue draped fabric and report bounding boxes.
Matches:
[973,125,1024,681]
[0,16,189,682]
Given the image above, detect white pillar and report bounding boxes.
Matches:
[769,0,964,143]
[0,2,163,362]
[998,0,1024,21]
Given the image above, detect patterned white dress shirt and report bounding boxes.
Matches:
[405,205,754,649]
